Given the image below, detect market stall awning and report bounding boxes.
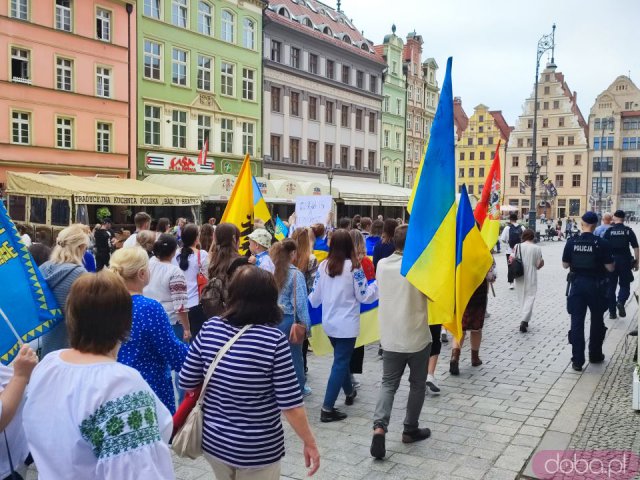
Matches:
[6,172,201,206]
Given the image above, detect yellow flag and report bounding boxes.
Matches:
[221,154,254,254]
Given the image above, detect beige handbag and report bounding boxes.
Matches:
[172,324,252,459]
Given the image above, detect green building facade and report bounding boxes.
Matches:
[377,26,406,186]
[136,0,264,178]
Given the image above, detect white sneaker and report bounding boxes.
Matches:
[509,283,515,290]
[426,374,441,394]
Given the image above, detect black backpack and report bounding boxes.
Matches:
[508,224,523,249]
[200,277,227,319]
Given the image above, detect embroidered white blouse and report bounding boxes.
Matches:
[23,351,175,480]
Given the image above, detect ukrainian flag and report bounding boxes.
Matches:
[402,57,457,328]
[313,237,329,263]
[455,185,493,338]
[252,176,271,224]
[274,215,289,241]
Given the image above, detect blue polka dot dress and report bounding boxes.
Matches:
[118,295,188,414]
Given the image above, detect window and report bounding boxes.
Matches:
[553,100,559,109]
[197,55,212,91]
[479,126,483,133]
[512,156,519,167]
[355,109,363,130]
[468,185,474,195]
[510,176,518,188]
[541,136,548,147]
[96,122,111,153]
[143,40,161,80]
[171,110,187,149]
[555,174,564,187]
[356,70,364,89]
[56,57,73,91]
[369,113,375,133]
[172,0,187,27]
[10,0,28,20]
[325,101,334,124]
[572,174,581,187]
[198,1,212,35]
[468,168,474,177]
[56,117,73,149]
[271,135,281,161]
[622,137,640,150]
[11,47,29,83]
[96,7,111,41]
[543,101,549,110]
[592,177,612,194]
[458,168,464,178]
[221,62,234,96]
[221,118,233,153]
[479,167,485,177]
[308,141,317,165]
[340,146,348,168]
[242,122,254,155]
[30,197,46,224]
[395,132,401,150]
[544,86,549,94]
[469,152,475,161]
[622,158,640,172]
[557,136,564,146]
[221,10,234,43]
[407,115,412,130]
[383,166,389,183]
[408,86,413,100]
[480,151,485,160]
[309,53,318,74]
[290,47,301,68]
[290,139,300,163]
[326,60,335,79]
[543,118,548,128]
[242,68,254,100]
[459,152,465,161]
[517,138,523,148]
[325,144,334,166]
[341,64,350,84]
[51,199,70,226]
[309,97,317,120]
[197,114,211,150]
[396,99,402,115]
[526,138,532,147]
[144,105,160,145]
[242,18,255,49]
[383,130,389,148]
[541,155,548,166]
[478,137,483,145]
[93,67,112,100]
[415,118,419,132]
[11,111,30,145]
[558,117,565,127]
[623,120,639,130]
[290,92,300,116]
[622,178,640,194]
[557,155,564,166]
[341,105,349,127]
[368,151,376,171]
[144,0,160,19]
[56,0,72,31]
[270,40,282,62]
[355,149,363,170]
[488,136,494,145]
[596,157,614,172]
[527,119,533,129]
[171,48,188,86]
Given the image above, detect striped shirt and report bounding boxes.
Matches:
[179,318,303,468]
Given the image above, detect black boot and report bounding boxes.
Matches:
[402,427,431,444]
[321,408,347,423]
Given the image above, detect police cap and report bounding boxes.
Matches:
[581,211,598,225]
[613,210,625,219]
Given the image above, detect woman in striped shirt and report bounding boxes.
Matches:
[179,266,320,479]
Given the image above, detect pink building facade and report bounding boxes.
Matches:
[0,0,136,190]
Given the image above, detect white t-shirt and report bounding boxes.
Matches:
[172,248,209,308]
[122,233,139,248]
[23,351,174,480]
[0,365,30,478]
[144,257,188,324]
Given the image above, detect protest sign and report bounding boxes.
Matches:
[294,195,332,227]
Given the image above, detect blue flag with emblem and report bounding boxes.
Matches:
[0,202,62,364]
[274,215,289,241]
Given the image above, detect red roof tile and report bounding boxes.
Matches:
[554,71,588,138]
[265,0,384,64]
[489,110,512,142]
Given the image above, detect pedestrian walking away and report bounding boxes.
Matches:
[562,211,614,371]
[512,229,544,333]
[500,213,523,290]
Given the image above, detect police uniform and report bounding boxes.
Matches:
[562,212,614,370]
[603,211,638,318]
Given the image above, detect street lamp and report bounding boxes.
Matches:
[597,116,615,219]
[529,24,556,231]
[327,167,334,197]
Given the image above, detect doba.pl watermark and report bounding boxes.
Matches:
[532,450,640,479]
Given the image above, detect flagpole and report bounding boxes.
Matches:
[0,307,24,346]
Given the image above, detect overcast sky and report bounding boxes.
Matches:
[348,0,640,125]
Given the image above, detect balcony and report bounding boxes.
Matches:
[12,76,32,85]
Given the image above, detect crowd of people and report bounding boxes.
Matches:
[2,205,634,478]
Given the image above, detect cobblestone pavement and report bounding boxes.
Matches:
[171,237,639,480]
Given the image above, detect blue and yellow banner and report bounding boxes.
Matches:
[252,175,271,224]
[274,215,289,241]
[313,237,330,263]
[0,203,62,364]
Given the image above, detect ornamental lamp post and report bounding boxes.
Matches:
[597,116,615,220]
[529,24,556,231]
[327,167,334,197]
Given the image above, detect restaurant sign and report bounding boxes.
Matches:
[145,152,215,173]
[73,195,200,206]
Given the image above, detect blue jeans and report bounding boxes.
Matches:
[277,314,306,394]
[323,337,356,410]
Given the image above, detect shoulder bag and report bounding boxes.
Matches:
[172,323,252,459]
[508,244,525,280]
[289,271,306,345]
[196,250,208,298]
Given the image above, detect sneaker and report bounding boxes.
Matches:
[609,311,617,320]
[345,389,358,406]
[321,408,348,423]
[402,427,431,444]
[302,386,312,397]
[350,374,361,389]
[426,375,441,394]
[617,303,626,318]
[509,283,515,290]
[370,433,386,459]
[519,321,528,333]
[589,353,605,364]
[441,332,449,343]
[571,362,583,372]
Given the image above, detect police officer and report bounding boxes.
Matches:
[562,211,614,371]
[603,210,639,319]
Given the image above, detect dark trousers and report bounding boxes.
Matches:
[95,251,110,271]
[349,345,365,374]
[188,304,207,339]
[608,256,633,313]
[506,253,512,283]
[567,277,607,366]
[429,324,442,356]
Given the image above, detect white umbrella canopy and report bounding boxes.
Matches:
[500,205,518,212]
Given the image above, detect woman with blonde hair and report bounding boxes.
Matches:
[39,224,88,356]
[111,246,188,413]
[136,230,156,258]
[291,227,318,291]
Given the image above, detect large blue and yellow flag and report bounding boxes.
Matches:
[312,236,329,263]
[0,203,62,364]
[274,215,289,241]
[252,176,271,224]
[454,184,493,339]
[222,154,254,254]
[401,57,456,328]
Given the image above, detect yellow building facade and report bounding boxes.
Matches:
[455,102,511,200]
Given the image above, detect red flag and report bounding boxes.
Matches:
[474,140,502,228]
[197,138,208,166]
